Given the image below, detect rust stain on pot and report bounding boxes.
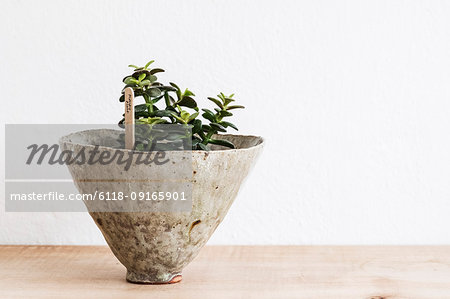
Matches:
[188,220,201,242]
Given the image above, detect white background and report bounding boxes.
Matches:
[1,0,450,245]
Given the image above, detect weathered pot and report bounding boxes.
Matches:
[60,129,263,284]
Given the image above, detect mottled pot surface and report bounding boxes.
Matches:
[60,130,264,284]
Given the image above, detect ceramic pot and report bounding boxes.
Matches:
[60,129,263,284]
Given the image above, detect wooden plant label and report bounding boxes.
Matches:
[124,87,135,150]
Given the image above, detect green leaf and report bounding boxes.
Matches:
[180,110,190,121]
[124,77,138,85]
[145,87,161,97]
[119,94,125,102]
[150,118,167,125]
[152,94,164,104]
[219,110,233,118]
[164,92,171,107]
[134,104,147,112]
[169,82,182,99]
[226,105,245,110]
[197,143,209,151]
[170,111,185,123]
[202,124,211,132]
[169,82,180,90]
[144,60,155,69]
[202,109,216,122]
[149,75,157,83]
[128,64,139,69]
[166,133,186,141]
[184,89,195,97]
[154,109,175,118]
[177,96,197,109]
[192,137,201,147]
[158,85,177,92]
[223,97,235,106]
[140,79,151,86]
[134,111,151,118]
[209,138,235,149]
[188,112,199,122]
[220,121,238,130]
[192,119,202,134]
[210,122,227,132]
[131,70,151,79]
[138,73,146,81]
[208,97,224,109]
[133,89,144,97]
[150,68,165,75]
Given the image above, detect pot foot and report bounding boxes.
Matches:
[126,270,182,284]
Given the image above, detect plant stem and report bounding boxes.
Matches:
[201,130,214,145]
[143,93,153,113]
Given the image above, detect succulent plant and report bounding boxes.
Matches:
[118,60,244,151]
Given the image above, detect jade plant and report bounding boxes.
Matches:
[118,60,244,151]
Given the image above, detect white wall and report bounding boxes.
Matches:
[1,0,450,245]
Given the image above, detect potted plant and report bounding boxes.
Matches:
[60,60,264,284]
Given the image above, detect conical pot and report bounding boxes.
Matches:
[60,129,264,284]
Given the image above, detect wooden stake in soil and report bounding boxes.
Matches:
[124,87,135,150]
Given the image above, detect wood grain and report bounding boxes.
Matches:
[0,245,450,298]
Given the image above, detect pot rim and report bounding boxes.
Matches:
[59,129,265,154]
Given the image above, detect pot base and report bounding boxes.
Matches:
[126,270,182,284]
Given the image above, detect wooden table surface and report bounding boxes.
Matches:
[1,245,450,298]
